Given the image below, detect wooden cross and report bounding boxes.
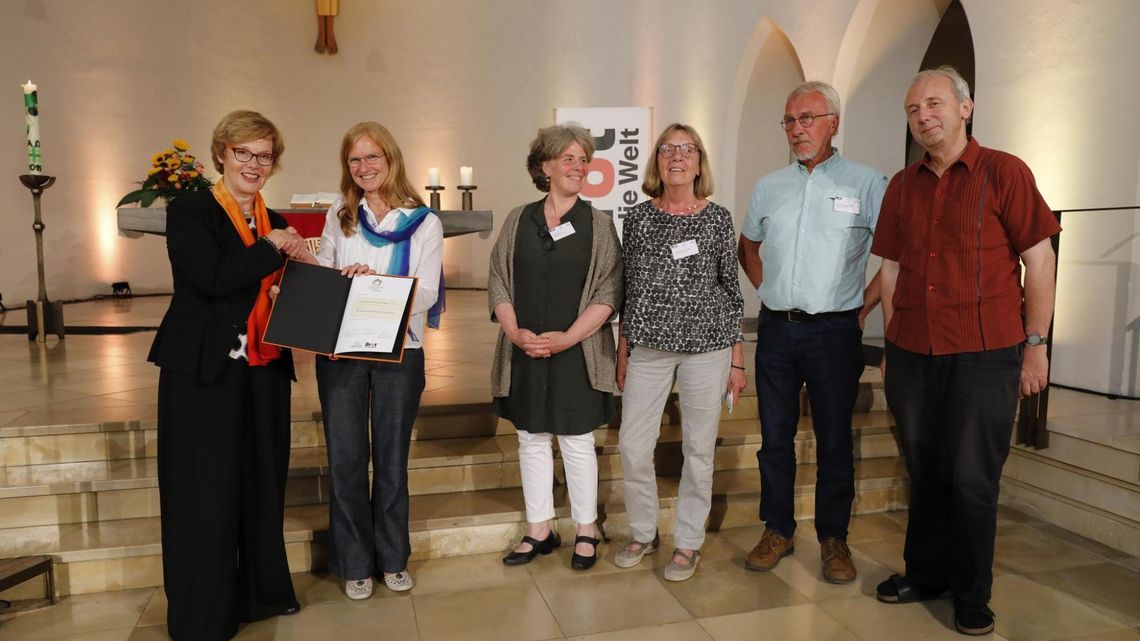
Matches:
[315,0,339,55]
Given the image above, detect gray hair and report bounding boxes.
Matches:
[788,81,841,114]
[526,122,595,192]
[912,65,971,103]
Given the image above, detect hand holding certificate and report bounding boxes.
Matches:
[264,261,418,362]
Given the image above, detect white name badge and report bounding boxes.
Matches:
[671,239,699,260]
[832,196,860,214]
[549,222,576,241]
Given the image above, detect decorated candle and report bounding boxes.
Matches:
[23,80,41,174]
[427,167,440,187]
[459,166,473,186]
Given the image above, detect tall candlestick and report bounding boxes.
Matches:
[459,166,473,186]
[427,167,440,187]
[23,80,42,174]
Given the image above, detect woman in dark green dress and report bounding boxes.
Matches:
[488,123,623,571]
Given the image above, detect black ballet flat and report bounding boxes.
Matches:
[502,531,561,566]
[571,535,601,571]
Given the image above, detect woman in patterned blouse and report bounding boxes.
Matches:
[613,123,746,581]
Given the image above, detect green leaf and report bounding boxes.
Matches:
[116,189,148,207]
[140,190,158,208]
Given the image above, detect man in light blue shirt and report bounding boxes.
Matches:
[737,81,887,584]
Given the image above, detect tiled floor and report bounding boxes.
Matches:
[1,510,1139,640]
[1,294,1139,640]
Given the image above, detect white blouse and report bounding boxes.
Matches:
[316,197,444,349]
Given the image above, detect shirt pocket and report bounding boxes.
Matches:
[825,188,870,230]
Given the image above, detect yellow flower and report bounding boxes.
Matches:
[187,170,199,178]
[168,174,179,182]
[147,167,161,176]
[165,157,180,170]
[151,152,164,166]
[163,148,174,156]
[172,139,190,151]
[184,154,195,163]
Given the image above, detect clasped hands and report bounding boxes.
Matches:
[508,327,573,359]
[265,227,312,261]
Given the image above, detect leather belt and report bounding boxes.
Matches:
[762,304,858,324]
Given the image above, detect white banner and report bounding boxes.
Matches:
[555,107,653,239]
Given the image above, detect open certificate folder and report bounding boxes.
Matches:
[264,261,418,363]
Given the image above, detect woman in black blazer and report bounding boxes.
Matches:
[149,110,313,641]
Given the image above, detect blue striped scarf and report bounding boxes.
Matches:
[358,203,445,329]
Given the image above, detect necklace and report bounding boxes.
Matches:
[655,198,703,215]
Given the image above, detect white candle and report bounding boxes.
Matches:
[427,167,440,187]
[22,80,42,174]
[459,166,473,186]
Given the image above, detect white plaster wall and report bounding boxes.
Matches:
[962,0,1140,395]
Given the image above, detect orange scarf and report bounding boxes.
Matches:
[212,180,282,366]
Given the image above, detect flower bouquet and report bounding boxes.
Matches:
[117,139,212,207]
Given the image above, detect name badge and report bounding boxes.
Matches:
[832,196,860,214]
[671,239,699,260]
[549,222,576,241]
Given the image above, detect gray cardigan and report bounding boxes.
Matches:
[488,202,623,397]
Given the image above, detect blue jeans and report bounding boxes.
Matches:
[315,350,425,579]
[754,309,862,540]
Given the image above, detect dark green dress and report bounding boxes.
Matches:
[493,197,614,435]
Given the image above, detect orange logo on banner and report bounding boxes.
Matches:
[581,158,614,199]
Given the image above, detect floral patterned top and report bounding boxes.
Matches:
[621,200,744,353]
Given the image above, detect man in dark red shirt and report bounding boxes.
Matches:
[871,66,1060,636]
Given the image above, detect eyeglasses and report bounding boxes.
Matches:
[229,146,275,166]
[779,113,836,131]
[347,153,386,168]
[658,143,699,158]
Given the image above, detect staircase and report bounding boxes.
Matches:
[1001,387,1140,557]
[0,356,907,599]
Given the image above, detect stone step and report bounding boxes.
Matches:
[1002,444,1140,557]
[0,370,888,466]
[0,412,900,529]
[0,458,908,596]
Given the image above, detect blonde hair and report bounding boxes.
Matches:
[641,123,714,199]
[526,123,595,192]
[337,122,425,236]
[210,110,284,175]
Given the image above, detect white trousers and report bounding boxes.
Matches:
[517,430,599,525]
[619,345,731,550]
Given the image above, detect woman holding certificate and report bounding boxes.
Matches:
[488,123,623,571]
[149,110,309,641]
[314,122,443,600]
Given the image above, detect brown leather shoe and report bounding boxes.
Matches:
[820,537,856,583]
[745,529,794,571]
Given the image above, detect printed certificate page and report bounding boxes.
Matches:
[333,275,415,354]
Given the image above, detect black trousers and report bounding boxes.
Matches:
[157,358,298,641]
[884,341,1021,605]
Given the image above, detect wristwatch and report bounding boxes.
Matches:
[1025,333,1048,347]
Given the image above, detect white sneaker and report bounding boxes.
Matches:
[383,571,414,592]
[345,578,373,600]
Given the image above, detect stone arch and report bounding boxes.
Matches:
[723,17,804,319]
